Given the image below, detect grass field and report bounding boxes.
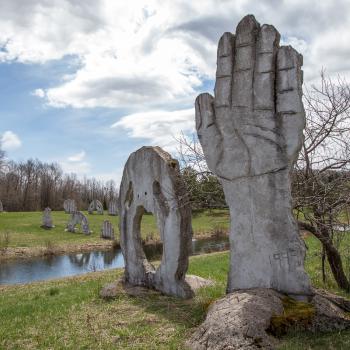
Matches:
[1,247,350,349]
[0,210,230,249]
[1,210,350,348]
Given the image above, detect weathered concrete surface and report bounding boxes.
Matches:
[187,289,350,350]
[41,207,54,229]
[88,199,103,214]
[63,199,76,214]
[108,201,118,216]
[101,220,115,240]
[66,211,91,235]
[118,146,193,298]
[195,14,311,297]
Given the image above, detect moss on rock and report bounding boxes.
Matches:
[269,296,315,336]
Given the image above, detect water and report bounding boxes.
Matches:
[0,236,229,285]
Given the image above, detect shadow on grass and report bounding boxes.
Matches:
[125,284,225,329]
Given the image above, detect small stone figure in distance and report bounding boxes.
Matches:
[41,207,54,229]
[66,211,91,235]
[101,220,115,240]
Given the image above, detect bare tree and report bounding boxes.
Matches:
[177,133,226,210]
[0,144,6,174]
[294,71,350,290]
[0,158,118,212]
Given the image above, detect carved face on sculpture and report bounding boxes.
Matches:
[118,146,193,298]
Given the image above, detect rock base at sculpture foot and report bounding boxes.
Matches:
[186,288,350,350]
[99,275,214,300]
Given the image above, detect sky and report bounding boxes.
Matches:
[0,0,349,183]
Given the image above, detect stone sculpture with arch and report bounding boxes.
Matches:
[118,146,193,298]
[66,211,91,235]
[88,199,103,214]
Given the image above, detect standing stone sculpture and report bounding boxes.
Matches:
[195,15,311,297]
[108,201,118,216]
[101,220,115,240]
[41,207,54,229]
[66,211,91,235]
[88,199,104,214]
[0,200,3,212]
[118,146,193,298]
[63,199,77,214]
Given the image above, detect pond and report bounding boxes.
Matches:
[0,236,229,285]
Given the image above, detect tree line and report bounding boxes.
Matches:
[0,157,118,212]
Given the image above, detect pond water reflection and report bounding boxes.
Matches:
[0,236,229,285]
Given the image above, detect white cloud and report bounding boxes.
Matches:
[92,169,123,185]
[112,108,195,151]
[67,150,86,162]
[0,0,349,109]
[32,88,45,98]
[61,160,91,175]
[59,151,120,182]
[0,1,215,109]
[1,131,22,151]
[61,150,91,175]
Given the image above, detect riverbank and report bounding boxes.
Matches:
[0,210,229,261]
[0,240,116,262]
[0,233,229,263]
[1,251,350,349]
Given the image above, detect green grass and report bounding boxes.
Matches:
[0,252,229,350]
[1,210,350,348]
[278,330,350,350]
[0,247,350,349]
[0,209,229,249]
[304,233,350,298]
[276,233,350,349]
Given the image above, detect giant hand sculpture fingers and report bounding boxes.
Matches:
[196,15,312,297]
[195,93,221,171]
[276,46,306,163]
[196,15,306,181]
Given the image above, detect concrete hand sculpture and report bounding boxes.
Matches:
[196,15,311,297]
